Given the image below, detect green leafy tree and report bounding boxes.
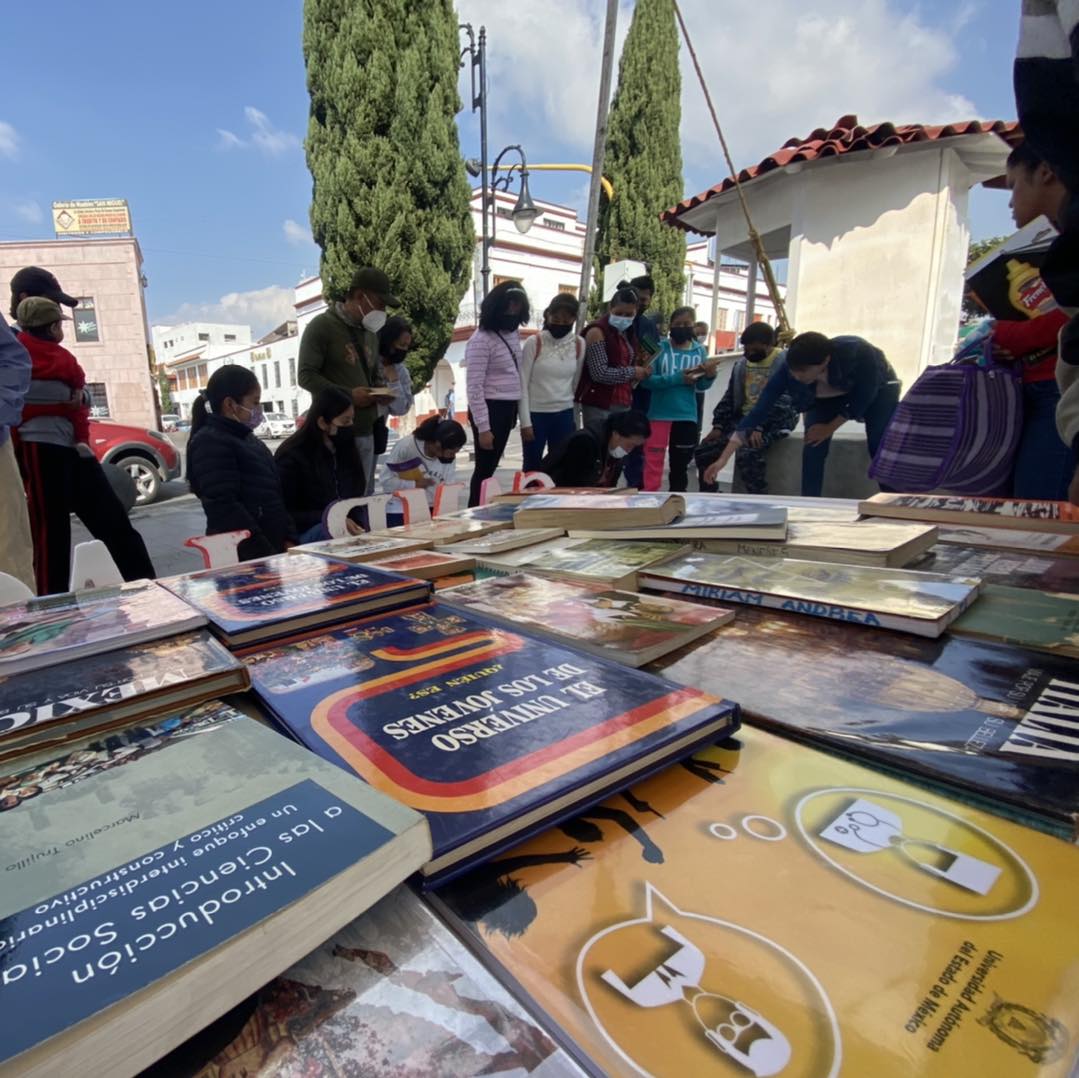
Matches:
[593,0,687,321]
[304,0,474,387]
[963,235,1008,320]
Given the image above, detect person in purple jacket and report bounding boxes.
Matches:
[465,282,530,505]
[0,315,33,590]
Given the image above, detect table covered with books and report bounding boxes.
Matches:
[2,490,1078,1077]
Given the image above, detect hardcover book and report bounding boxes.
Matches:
[0,630,248,761]
[436,526,566,556]
[938,525,1079,558]
[640,552,981,637]
[512,538,684,589]
[368,518,511,545]
[514,492,685,530]
[435,502,520,524]
[951,584,1079,660]
[654,603,1079,837]
[859,493,1079,534]
[434,727,1079,1078]
[697,520,939,568]
[0,581,205,677]
[0,701,430,1078]
[357,549,476,582]
[439,575,732,667]
[567,494,788,541]
[291,534,432,562]
[492,486,639,505]
[918,543,1079,596]
[160,554,429,647]
[164,885,580,1077]
[668,491,861,523]
[240,604,739,883]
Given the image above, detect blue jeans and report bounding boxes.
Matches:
[523,408,577,472]
[801,383,900,497]
[1012,379,1076,500]
[298,522,328,544]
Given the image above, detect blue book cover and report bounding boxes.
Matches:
[0,701,429,1074]
[240,602,740,884]
[160,554,430,646]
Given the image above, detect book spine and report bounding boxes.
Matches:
[639,574,940,637]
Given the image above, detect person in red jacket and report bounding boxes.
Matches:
[14,296,154,594]
[996,142,1076,499]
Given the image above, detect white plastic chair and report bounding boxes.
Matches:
[512,470,556,492]
[184,531,251,570]
[394,488,432,525]
[432,482,465,517]
[478,476,502,505]
[324,495,391,537]
[0,572,33,605]
[70,540,124,590]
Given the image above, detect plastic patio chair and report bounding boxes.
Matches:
[70,540,124,590]
[184,530,251,569]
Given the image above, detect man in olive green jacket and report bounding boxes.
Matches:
[298,266,400,493]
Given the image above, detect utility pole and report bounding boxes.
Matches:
[460,24,490,299]
[577,0,619,328]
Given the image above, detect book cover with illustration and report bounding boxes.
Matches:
[240,604,739,883]
[938,525,1079,559]
[163,884,581,1077]
[359,549,476,581]
[860,493,1079,534]
[654,603,1079,837]
[369,518,511,545]
[517,538,683,589]
[291,533,431,562]
[0,701,429,1077]
[515,493,685,530]
[640,552,981,638]
[684,492,860,523]
[436,502,521,525]
[0,581,205,677]
[919,543,1079,597]
[436,526,565,556]
[952,585,1079,660]
[697,520,938,569]
[0,630,248,761]
[965,217,1057,321]
[434,727,1079,1078]
[160,554,429,647]
[568,494,788,541]
[440,575,731,667]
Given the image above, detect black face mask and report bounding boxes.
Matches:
[384,348,408,364]
[438,454,457,464]
[670,326,695,343]
[499,315,521,331]
[745,349,769,363]
[546,323,573,339]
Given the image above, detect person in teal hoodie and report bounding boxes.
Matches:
[641,307,717,491]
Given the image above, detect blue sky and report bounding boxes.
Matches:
[0,1,1022,335]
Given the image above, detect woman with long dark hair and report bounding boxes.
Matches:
[275,387,366,542]
[369,315,416,493]
[540,408,651,489]
[465,281,529,505]
[187,364,295,560]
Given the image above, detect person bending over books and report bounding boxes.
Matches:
[640,306,717,491]
[274,388,366,544]
[540,409,651,489]
[187,364,296,561]
[382,414,467,525]
[696,322,798,494]
[704,332,900,497]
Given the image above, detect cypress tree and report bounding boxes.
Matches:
[304,1,474,387]
[594,0,687,321]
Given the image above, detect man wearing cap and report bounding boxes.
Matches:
[298,267,399,494]
[0,313,33,591]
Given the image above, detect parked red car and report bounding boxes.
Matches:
[87,419,181,505]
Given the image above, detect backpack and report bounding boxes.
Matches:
[868,327,1022,496]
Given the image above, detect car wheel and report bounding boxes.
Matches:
[115,456,161,505]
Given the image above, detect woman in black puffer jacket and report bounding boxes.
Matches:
[186,364,295,561]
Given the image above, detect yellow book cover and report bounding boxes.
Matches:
[434,728,1079,1077]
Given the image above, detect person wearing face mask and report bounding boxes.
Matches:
[373,315,416,478]
[382,414,468,524]
[187,364,295,561]
[695,322,798,494]
[298,267,399,496]
[540,409,652,489]
[13,297,155,594]
[465,281,530,506]
[274,388,366,543]
[704,330,899,497]
[518,292,586,471]
[640,307,718,491]
[575,285,650,444]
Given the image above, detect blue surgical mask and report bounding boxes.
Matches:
[609,315,634,333]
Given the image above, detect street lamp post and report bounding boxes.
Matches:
[459,23,490,299]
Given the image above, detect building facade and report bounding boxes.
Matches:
[0,237,158,429]
[152,322,252,367]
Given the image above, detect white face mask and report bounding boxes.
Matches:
[609,444,629,459]
[363,309,387,334]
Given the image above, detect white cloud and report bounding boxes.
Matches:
[0,121,19,159]
[283,217,314,245]
[157,285,295,337]
[215,108,300,156]
[457,0,983,201]
[12,199,42,224]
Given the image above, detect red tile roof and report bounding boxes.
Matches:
[661,114,1021,230]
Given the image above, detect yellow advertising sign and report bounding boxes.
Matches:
[51,199,131,236]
